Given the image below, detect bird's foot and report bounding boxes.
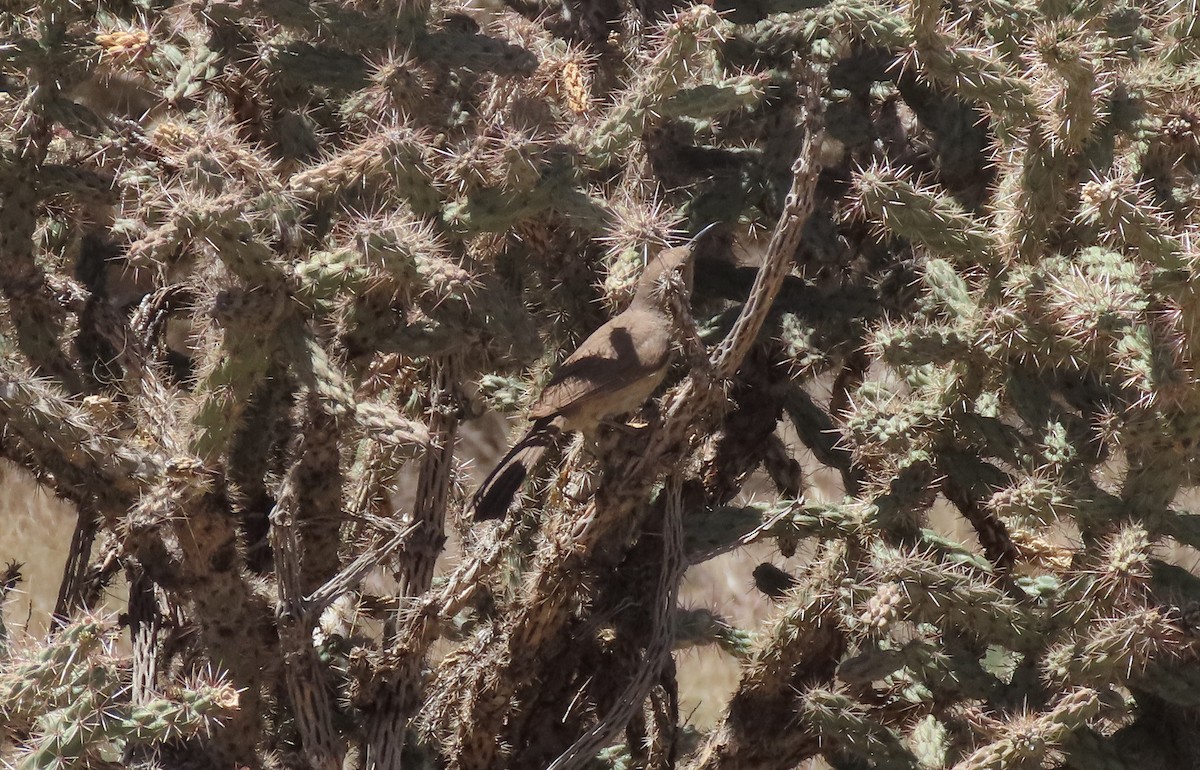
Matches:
[597,417,643,435]
[593,417,656,456]
[600,400,663,434]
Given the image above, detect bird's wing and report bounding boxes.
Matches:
[529,310,672,420]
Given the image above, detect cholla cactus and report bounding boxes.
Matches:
[0,611,239,769]
[4,0,1200,767]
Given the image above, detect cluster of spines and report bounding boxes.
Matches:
[0,616,238,768]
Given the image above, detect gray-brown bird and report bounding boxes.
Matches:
[470,243,695,520]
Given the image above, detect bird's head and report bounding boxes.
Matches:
[632,245,691,302]
[631,224,716,306]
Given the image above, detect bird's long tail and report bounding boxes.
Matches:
[470,418,562,521]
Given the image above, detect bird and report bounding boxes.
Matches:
[470,241,697,521]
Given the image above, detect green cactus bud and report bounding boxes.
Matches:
[908,715,950,770]
[853,168,999,266]
[953,689,1100,770]
[1043,609,1180,689]
[798,687,917,769]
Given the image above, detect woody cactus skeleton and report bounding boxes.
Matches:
[4,0,1200,768]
